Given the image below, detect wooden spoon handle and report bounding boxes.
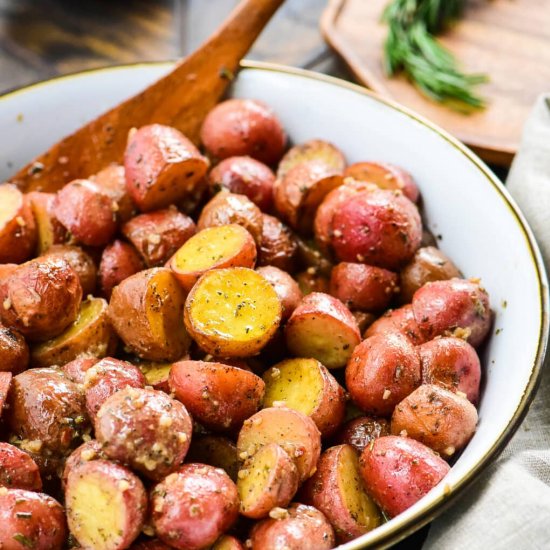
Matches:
[12,0,285,192]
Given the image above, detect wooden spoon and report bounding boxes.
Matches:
[11,0,285,193]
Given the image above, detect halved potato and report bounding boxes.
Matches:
[262,358,346,437]
[168,224,257,292]
[31,297,116,368]
[136,360,173,392]
[27,191,68,254]
[184,267,281,357]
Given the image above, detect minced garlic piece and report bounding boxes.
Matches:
[269,507,289,520]
[382,389,391,400]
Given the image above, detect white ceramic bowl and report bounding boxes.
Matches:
[0,61,548,548]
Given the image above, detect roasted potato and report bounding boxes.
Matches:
[258,213,297,272]
[391,384,478,457]
[30,297,116,368]
[301,444,381,542]
[122,207,196,267]
[285,292,360,369]
[108,267,190,361]
[0,325,29,374]
[208,156,275,211]
[237,406,321,482]
[184,267,281,357]
[295,269,330,295]
[0,371,12,418]
[0,488,66,549]
[364,304,426,345]
[256,266,302,320]
[0,184,37,263]
[124,124,209,212]
[185,435,239,482]
[135,360,173,392]
[170,360,264,432]
[200,99,286,165]
[262,358,346,437]
[249,503,335,550]
[334,416,390,454]
[27,191,68,254]
[66,459,147,550]
[0,442,42,491]
[346,332,421,416]
[151,463,239,550]
[359,436,450,517]
[168,224,257,292]
[0,257,82,341]
[62,440,106,489]
[90,164,136,222]
[62,357,99,384]
[212,535,245,550]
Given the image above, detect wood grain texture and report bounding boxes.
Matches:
[321,0,550,166]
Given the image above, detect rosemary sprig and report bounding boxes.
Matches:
[382,0,488,111]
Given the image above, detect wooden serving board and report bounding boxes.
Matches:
[321,0,550,166]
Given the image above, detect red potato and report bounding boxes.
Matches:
[334,416,390,454]
[344,161,419,203]
[63,357,99,384]
[412,278,492,347]
[237,407,321,482]
[62,440,106,489]
[208,156,275,211]
[198,191,263,245]
[295,269,330,295]
[258,213,297,272]
[301,444,381,542]
[99,239,145,299]
[53,179,118,246]
[0,184,37,263]
[185,435,239,482]
[0,489,66,549]
[391,384,478,457]
[0,257,82,342]
[256,266,302,320]
[0,442,42,491]
[0,371,12,418]
[331,188,422,270]
[346,332,421,416]
[124,124,209,212]
[330,262,399,312]
[364,304,426,345]
[212,535,245,550]
[285,292,360,369]
[66,459,147,550]
[122,208,196,267]
[27,191,68,254]
[135,360,173,392]
[359,436,450,517]
[200,99,287,165]
[0,325,29,374]
[90,164,136,222]
[84,357,146,419]
[169,360,264,432]
[249,503,335,550]
[419,337,481,403]
[95,387,193,480]
[151,463,239,550]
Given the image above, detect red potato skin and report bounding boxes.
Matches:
[0,489,66,550]
[256,266,302,321]
[200,99,287,165]
[84,357,146,419]
[62,357,99,384]
[98,239,145,299]
[0,442,42,491]
[90,164,136,222]
[249,503,335,550]
[0,257,82,341]
[53,179,118,246]
[391,384,478,456]
[360,436,450,517]
[169,360,264,432]
[122,208,196,267]
[419,337,481,404]
[346,332,421,416]
[0,264,18,279]
[0,326,29,374]
[0,371,12,417]
[151,463,239,550]
[334,416,390,454]
[258,213,297,272]
[124,124,209,212]
[61,440,105,489]
[330,262,399,312]
[364,304,426,345]
[331,189,422,270]
[412,278,492,347]
[208,156,275,212]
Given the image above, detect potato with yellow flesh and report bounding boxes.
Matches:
[27,191,68,254]
[108,268,190,361]
[262,358,345,437]
[31,297,117,368]
[168,224,257,292]
[237,406,321,482]
[238,442,299,519]
[212,535,245,550]
[66,459,147,550]
[301,444,382,542]
[136,360,173,392]
[184,267,281,357]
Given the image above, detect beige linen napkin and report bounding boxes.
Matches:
[423,94,550,549]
